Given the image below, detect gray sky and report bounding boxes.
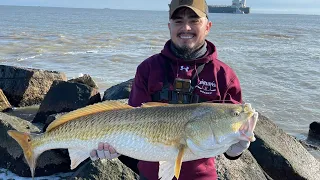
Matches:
[1,0,319,15]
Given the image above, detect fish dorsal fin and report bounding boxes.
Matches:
[46,101,133,132]
[141,102,169,108]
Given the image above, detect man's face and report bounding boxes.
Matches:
[168,8,212,54]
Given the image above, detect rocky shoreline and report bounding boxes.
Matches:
[0,65,319,179]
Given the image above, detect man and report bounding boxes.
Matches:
[90,0,250,179]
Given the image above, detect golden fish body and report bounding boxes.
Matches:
[8,101,258,180]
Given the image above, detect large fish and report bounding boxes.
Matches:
[7,101,258,180]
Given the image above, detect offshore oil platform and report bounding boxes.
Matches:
[208,0,250,14]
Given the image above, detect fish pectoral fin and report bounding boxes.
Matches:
[175,145,186,179]
[158,161,175,180]
[68,149,90,170]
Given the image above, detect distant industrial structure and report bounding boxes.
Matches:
[208,0,250,14]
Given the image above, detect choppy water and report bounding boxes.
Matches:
[0,6,319,148]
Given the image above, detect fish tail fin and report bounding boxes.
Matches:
[7,130,38,178]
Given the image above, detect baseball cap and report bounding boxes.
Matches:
[169,0,209,19]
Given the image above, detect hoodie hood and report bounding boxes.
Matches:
[160,40,217,65]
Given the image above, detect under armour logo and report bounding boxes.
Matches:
[180,66,189,72]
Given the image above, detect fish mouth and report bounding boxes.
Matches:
[239,110,258,142]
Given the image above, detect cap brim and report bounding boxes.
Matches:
[171,5,207,19]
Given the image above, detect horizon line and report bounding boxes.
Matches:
[1,4,319,16]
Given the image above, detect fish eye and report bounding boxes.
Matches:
[233,111,240,117]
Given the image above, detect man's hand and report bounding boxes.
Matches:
[225,140,250,157]
[90,142,121,161]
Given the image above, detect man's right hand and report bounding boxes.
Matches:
[90,142,121,161]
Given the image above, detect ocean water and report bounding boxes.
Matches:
[0,5,319,156]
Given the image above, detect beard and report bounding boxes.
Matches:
[172,41,205,60]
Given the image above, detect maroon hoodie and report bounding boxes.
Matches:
[128,40,242,180]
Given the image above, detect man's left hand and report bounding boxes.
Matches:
[90,142,121,161]
[225,140,250,157]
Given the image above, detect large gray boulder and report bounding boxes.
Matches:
[249,114,320,180]
[32,81,101,125]
[0,65,67,107]
[103,79,134,101]
[68,74,98,89]
[0,112,71,177]
[71,159,139,180]
[215,151,268,180]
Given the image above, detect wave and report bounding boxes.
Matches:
[64,50,98,55]
[259,33,295,40]
[16,54,43,61]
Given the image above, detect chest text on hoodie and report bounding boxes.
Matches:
[196,79,217,95]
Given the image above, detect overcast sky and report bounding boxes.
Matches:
[1,0,319,15]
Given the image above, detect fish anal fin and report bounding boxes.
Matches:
[158,145,186,180]
[46,101,133,132]
[158,161,175,180]
[68,149,90,170]
[141,102,169,108]
[175,145,186,179]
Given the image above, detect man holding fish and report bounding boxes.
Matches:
[90,0,257,180]
[8,1,258,180]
